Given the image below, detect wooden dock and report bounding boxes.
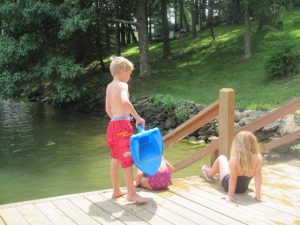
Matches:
[1,160,300,225]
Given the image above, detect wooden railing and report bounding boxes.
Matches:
[163,89,300,172]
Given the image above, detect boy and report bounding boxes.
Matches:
[106,56,148,204]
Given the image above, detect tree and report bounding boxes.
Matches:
[191,0,197,38]
[135,0,151,77]
[0,1,92,103]
[243,0,252,59]
[161,0,171,58]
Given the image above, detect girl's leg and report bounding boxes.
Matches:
[208,155,230,180]
[110,158,126,198]
[139,177,153,190]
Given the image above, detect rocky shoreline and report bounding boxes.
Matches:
[132,96,300,151]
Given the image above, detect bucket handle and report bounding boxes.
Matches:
[138,124,145,133]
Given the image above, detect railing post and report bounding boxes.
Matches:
[212,88,235,165]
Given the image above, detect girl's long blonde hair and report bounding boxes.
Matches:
[230,131,261,174]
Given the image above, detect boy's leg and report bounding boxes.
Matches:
[124,166,149,203]
[110,158,126,198]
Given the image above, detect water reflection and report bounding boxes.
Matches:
[0,100,203,204]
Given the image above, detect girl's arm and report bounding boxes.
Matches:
[135,169,144,187]
[165,160,174,173]
[227,160,238,203]
[254,156,263,201]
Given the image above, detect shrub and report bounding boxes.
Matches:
[265,46,299,79]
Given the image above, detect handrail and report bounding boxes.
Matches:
[174,139,219,172]
[172,98,300,172]
[163,100,219,149]
[237,98,300,133]
[261,129,300,153]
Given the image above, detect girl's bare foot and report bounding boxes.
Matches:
[112,190,127,199]
[127,192,149,204]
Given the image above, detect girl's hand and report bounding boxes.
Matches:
[224,195,234,203]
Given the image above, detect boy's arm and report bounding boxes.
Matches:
[254,156,263,201]
[135,169,144,187]
[120,83,145,127]
[105,87,112,119]
[227,160,238,203]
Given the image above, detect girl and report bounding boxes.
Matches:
[135,156,174,190]
[202,131,262,203]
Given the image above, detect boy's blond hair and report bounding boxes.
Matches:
[230,131,261,174]
[109,56,134,77]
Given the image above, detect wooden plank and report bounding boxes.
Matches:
[163,100,219,148]
[0,216,6,225]
[151,189,240,225]
[172,180,291,225]
[100,192,174,225]
[169,181,270,225]
[35,202,77,225]
[17,204,53,225]
[85,193,149,225]
[70,196,124,225]
[0,208,29,225]
[180,176,300,222]
[262,129,300,153]
[52,199,101,225]
[102,190,220,225]
[218,88,235,159]
[174,139,219,171]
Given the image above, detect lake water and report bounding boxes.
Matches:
[0,100,208,204]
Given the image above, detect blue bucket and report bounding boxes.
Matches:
[130,125,164,175]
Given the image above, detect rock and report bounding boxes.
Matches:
[238,116,256,126]
[262,120,280,132]
[234,110,243,122]
[277,115,297,136]
[165,117,177,129]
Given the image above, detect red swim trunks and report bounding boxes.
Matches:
[106,119,134,168]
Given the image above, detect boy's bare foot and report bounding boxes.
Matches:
[112,190,127,199]
[127,193,149,204]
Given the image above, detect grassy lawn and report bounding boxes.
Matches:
[122,8,300,110]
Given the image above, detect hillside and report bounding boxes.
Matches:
[122,8,300,110]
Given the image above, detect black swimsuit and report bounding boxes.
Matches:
[221,174,253,193]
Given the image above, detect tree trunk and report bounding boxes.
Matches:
[191,0,197,38]
[129,24,138,43]
[126,24,131,44]
[174,0,179,31]
[195,0,199,25]
[148,0,152,40]
[208,0,215,40]
[244,2,252,59]
[115,22,121,56]
[179,0,184,30]
[121,22,126,46]
[95,0,105,70]
[161,0,171,58]
[183,4,190,32]
[105,3,110,50]
[135,0,151,77]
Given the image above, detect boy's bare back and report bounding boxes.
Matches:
[106,80,130,118]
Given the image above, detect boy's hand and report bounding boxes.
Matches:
[135,117,145,128]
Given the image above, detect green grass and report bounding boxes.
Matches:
[121,8,300,109]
